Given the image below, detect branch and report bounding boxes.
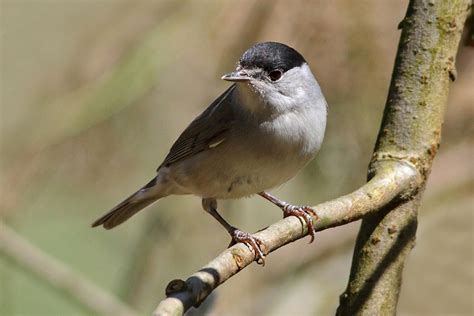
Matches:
[153,161,419,316]
[337,0,471,314]
[0,222,138,316]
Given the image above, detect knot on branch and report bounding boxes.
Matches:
[165,279,188,296]
[369,152,429,186]
[230,248,247,269]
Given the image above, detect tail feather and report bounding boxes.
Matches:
[92,178,162,229]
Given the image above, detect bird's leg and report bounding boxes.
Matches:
[258,192,317,243]
[202,198,266,265]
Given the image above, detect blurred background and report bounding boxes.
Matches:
[0,1,472,315]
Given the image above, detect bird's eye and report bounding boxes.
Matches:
[268,70,282,81]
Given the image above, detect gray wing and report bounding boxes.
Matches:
[158,84,237,170]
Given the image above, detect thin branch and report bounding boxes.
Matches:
[153,161,419,316]
[0,222,138,316]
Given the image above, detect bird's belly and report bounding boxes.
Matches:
[172,158,305,199]
[169,133,317,199]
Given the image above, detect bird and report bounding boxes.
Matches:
[92,41,328,264]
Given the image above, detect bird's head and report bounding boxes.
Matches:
[222,42,316,110]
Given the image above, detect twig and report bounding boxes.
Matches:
[153,161,419,316]
[0,222,138,316]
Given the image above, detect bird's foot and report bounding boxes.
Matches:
[228,227,266,266]
[282,205,318,243]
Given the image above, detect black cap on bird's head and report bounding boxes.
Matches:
[222,42,306,82]
[239,42,306,72]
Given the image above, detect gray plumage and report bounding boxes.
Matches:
[92,42,327,232]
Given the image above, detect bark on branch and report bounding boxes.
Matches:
[153,1,470,315]
[337,0,470,314]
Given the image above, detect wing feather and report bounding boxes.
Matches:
[158,84,236,170]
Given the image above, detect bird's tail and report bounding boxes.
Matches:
[91,177,163,229]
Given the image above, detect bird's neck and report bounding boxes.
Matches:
[234,81,327,122]
[234,84,266,115]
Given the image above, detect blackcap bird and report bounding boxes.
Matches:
[92,42,328,264]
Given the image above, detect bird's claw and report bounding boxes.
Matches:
[228,228,266,266]
[282,205,318,243]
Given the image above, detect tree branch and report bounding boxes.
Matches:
[153,161,419,316]
[0,222,138,316]
[153,1,470,315]
[337,0,470,314]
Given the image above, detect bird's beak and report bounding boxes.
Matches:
[221,71,251,82]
